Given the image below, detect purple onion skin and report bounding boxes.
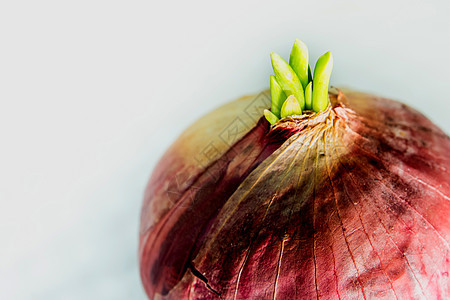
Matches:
[139,89,450,299]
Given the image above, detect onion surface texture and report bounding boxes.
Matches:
[139,88,450,299]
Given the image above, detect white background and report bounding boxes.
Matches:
[0,0,449,299]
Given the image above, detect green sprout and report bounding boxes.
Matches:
[270,53,305,109]
[312,51,333,112]
[264,109,279,125]
[305,81,313,110]
[280,95,302,118]
[264,39,333,125]
[289,39,309,89]
[270,75,286,117]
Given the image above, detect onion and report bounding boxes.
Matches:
[139,41,450,299]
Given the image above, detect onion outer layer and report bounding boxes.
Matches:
[140,89,450,299]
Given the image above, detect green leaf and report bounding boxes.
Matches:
[280,95,302,118]
[312,51,333,112]
[270,75,286,118]
[305,81,312,110]
[271,53,305,109]
[289,39,309,89]
[264,109,279,125]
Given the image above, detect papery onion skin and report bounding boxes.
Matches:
[139,89,450,299]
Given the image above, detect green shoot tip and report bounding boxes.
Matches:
[280,95,302,118]
[264,109,279,125]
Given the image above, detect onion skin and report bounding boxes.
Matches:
[139,89,450,299]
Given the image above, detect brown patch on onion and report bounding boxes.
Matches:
[140,89,450,299]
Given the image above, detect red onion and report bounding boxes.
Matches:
[139,41,450,299]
